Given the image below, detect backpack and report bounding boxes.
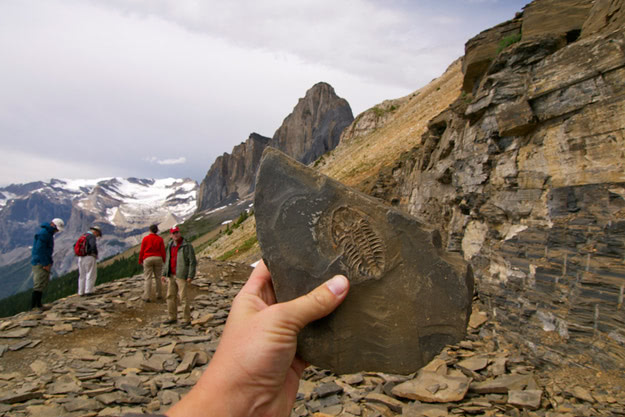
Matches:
[74,234,88,256]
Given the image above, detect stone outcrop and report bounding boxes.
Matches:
[522,0,594,40]
[196,82,353,212]
[196,133,270,211]
[271,82,354,164]
[462,0,597,95]
[339,98,406,144]
[365,0,625,372]
[582,0,625,37]
[462,18,522,94]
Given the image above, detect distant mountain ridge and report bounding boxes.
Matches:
[0,177,198,299]
[196,82,354,212]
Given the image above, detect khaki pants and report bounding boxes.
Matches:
[32,264,50,292]
[166,276,190,322]
[142,256,164,301]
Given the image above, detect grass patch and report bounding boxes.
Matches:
[372,104,398,118]
[218,236,258,261]
[497,33,521,54]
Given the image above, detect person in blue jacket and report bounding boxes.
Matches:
[30,218,65,310]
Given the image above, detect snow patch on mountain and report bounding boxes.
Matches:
[0,176,199,285]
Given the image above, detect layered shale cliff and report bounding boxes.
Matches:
[365,0,625,370]
[196,82,353,212]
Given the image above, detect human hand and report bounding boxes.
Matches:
[43,265,51,272]
[166,260,349,417]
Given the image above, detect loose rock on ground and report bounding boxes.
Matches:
[0,259,624,416]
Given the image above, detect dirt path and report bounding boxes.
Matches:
[0,258,252,375]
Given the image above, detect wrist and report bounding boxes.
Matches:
[167,364,240,417]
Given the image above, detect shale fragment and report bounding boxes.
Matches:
[254,148,474,374]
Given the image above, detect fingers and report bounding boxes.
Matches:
[244,260,271,292]
[280,275,349,331]
[239,260,276,305]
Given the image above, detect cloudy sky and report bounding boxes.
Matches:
[0,0,528,186]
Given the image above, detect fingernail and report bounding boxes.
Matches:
[326,275,349,296]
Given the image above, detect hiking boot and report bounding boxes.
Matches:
[180,321,191,327]
[162,319,177,325]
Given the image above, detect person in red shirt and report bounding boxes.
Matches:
[138,224,166,302]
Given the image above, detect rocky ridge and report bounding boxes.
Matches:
[363,0,625,372]
[196,82,354,212]
[1,258,623,416]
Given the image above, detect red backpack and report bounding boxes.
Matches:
[74,234,88,256]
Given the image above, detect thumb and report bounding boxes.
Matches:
[282,275,349,331]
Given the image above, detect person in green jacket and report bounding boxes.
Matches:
[161,226,196,325]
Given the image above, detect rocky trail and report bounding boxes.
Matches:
[1,258,624,417]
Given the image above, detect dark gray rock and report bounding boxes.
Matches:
[254,148,473,374]
[313,382,343,398]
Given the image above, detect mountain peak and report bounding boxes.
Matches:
[196,82,354,212]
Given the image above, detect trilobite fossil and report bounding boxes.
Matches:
[331,206,386,279]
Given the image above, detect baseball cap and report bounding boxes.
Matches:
[170,226,180,234]
[51,218,65,232]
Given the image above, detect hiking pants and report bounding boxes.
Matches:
[142,256,164,301]
[78,255,97,295]
[166,276,191,323]
[32,264,50,292]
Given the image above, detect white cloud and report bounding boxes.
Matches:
[0,0,528,186]
[146,156,187,166]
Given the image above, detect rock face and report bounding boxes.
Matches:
[196,133,270,211]
[366,0,625,371]
[254,148,473,374]
[462,18,522,94]
[522,0,594,40]
[196,82,353,212]
[271,82,354,165]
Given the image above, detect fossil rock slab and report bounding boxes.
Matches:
[254,148,473,374]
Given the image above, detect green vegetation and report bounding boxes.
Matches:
[497,33,522,53]
[218,236,258,261]
[372,104,398,118]
[0,254,143,318]
[195,235,221,254]
[223,210,253,236]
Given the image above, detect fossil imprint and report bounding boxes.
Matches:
[331,206,386,279]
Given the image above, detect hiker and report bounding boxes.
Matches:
[161,226,196,325]
[122,260,349,417]
[77,225,102,296]
[30,218,65,310]
[139,224,166,302]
